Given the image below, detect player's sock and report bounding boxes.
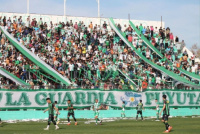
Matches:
[156,114,159,120]
[124,114,126,118]
[165,125,168,130]
[53,120,56,125]
[166,123,170,128]
[73,116,77,122]
[141,116,143,120]
[68,117,70,123]
[96,118,98,124]
[44,124,50,130]
[165,122,169,130]
[121,114,122,117]
[55,117,57,122]
[55,125,59,130]
[136,115,138,120]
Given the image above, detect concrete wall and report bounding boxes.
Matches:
[0,12,164,30]
[0,108,199,120]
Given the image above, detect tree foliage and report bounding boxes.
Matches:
[190,44,200,58]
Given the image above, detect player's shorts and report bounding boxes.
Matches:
[162,114,169,121]
[54,111,59,115]
[137,111,142,115]
[68,112,74,117]
[94,111,99,117]
[48,114,55,122]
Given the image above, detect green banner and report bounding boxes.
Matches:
[0,89,200,109]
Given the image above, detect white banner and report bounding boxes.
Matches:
[0,90,199,109]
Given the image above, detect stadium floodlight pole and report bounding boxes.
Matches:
[100,14,103,29]
[96,0,100,25]
[97,0,100,18]
[64,0,67,21]
[27,0,29,14]
[64,0,66,16]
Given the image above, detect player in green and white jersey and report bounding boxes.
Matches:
[155,99,160,121]
[136,100,144,121]
[54,101,60,124]
[121,101,126,118]
[67,100,77,125]
[93,99,102,125]
[160,95,172,133]
[43,98,60,130]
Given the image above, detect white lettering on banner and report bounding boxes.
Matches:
[0,90,199,108]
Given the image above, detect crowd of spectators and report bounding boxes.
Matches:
[133,24,200,75]
[0,15,199,90]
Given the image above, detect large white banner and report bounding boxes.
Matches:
[0,90,199,109]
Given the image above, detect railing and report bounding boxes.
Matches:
[0,84,199,90]
[0,84,131,90]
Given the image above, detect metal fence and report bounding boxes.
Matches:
[0,84,199,91]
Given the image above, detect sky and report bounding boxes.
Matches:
[0,0,199,48]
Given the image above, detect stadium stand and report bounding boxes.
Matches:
[0,15,199,90]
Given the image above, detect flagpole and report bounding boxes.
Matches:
[64,0,67,21]
[96,0,100,25]
[27,0,29,14]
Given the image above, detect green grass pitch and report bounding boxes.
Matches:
[0,117,199,134]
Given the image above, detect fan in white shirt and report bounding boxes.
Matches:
[31,47,35,53]
[156,76,161,84]
[69,63,74,71]
[154,27,159,34]
[17,55,22,61]
[77,62,81,71]
[191,65,196,73]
